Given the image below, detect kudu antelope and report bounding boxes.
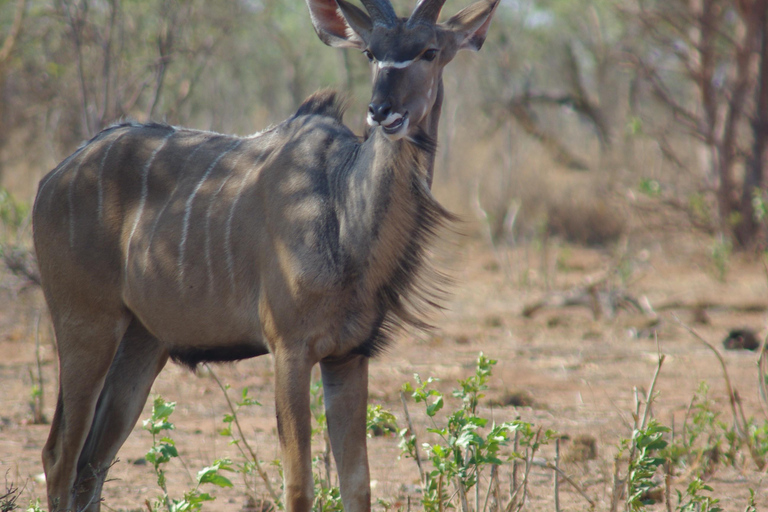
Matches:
[33,0,498,510]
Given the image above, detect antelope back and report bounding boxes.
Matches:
[32,110,370,362]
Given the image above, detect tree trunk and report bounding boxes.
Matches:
[736,0,768,247]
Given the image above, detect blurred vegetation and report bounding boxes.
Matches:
[0,0,767,249]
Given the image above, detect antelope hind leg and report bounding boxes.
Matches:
[42,312,129,512]
[320,354,371,512]
[72,318,169,512]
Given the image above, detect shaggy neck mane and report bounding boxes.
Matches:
[292,87,454,356]
[358,140,455,358]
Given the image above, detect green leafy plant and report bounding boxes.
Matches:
[638,178,661,198]
[401,353,554,512]
[143,397,234,512]
[710,238,732,283]
[23,499,43,512]
[663,382,734,477]
[623,419,669,511]
[366,405,398,438]
[0,187,29,238]
[674,478,722,512]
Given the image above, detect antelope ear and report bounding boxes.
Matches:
[444,0,499,52]
[306,0,372,49]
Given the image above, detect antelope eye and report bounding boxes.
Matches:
[363,49,375,62]
[422,49,438,62]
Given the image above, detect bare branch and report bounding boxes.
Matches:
[60,0,93,135]
[400,391,426,487]
[506,99,590,171]
[97,0,119,129]
[627,54,702,134]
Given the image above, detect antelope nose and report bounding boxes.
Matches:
[368,101,392,124]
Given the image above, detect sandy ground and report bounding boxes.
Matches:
[1,235,767,511]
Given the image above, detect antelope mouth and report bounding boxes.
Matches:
[382,112,408,135]
[379,113,409,141]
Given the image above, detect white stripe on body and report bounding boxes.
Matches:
[142,142,208,270]
[125,130,176,278]
[177,139,243,292]
[204,151,246,294]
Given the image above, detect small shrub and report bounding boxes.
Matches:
[547,190,626,246]
[0,477,20,512]
[401,353,555,512]
[143,397,234,512]
[663,382,733,477]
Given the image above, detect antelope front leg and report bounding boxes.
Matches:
[273,350,314,512]
[320,354,371,512]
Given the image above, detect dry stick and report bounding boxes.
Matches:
[553,438,561,512]
[511,427,519,502]
[513,438,535,512]
[205,365,280,504]
[438,474,444,512]
[400,391,426,486]
[457,478,469,512]
[493,465,503,512]
[507,428,542,512]
[626,353,665,469]
[475,451,481,512]
[468,445,479,512]
[623,353,665,512]
[641,354,665,430]
[673,315,746,436]
[481,464,498,512]
[608,456,624,512]
[544,462,595,509]
[664,461,673,512]
[323,430,333,489]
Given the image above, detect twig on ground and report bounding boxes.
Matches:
[400,390,426,486]
[608,456,624,512]
[543,461,595,509]
[674,315,745,434]
[553,438,561,512]
[205,365,280,504]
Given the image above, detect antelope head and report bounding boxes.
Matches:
[307,0,499,140]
